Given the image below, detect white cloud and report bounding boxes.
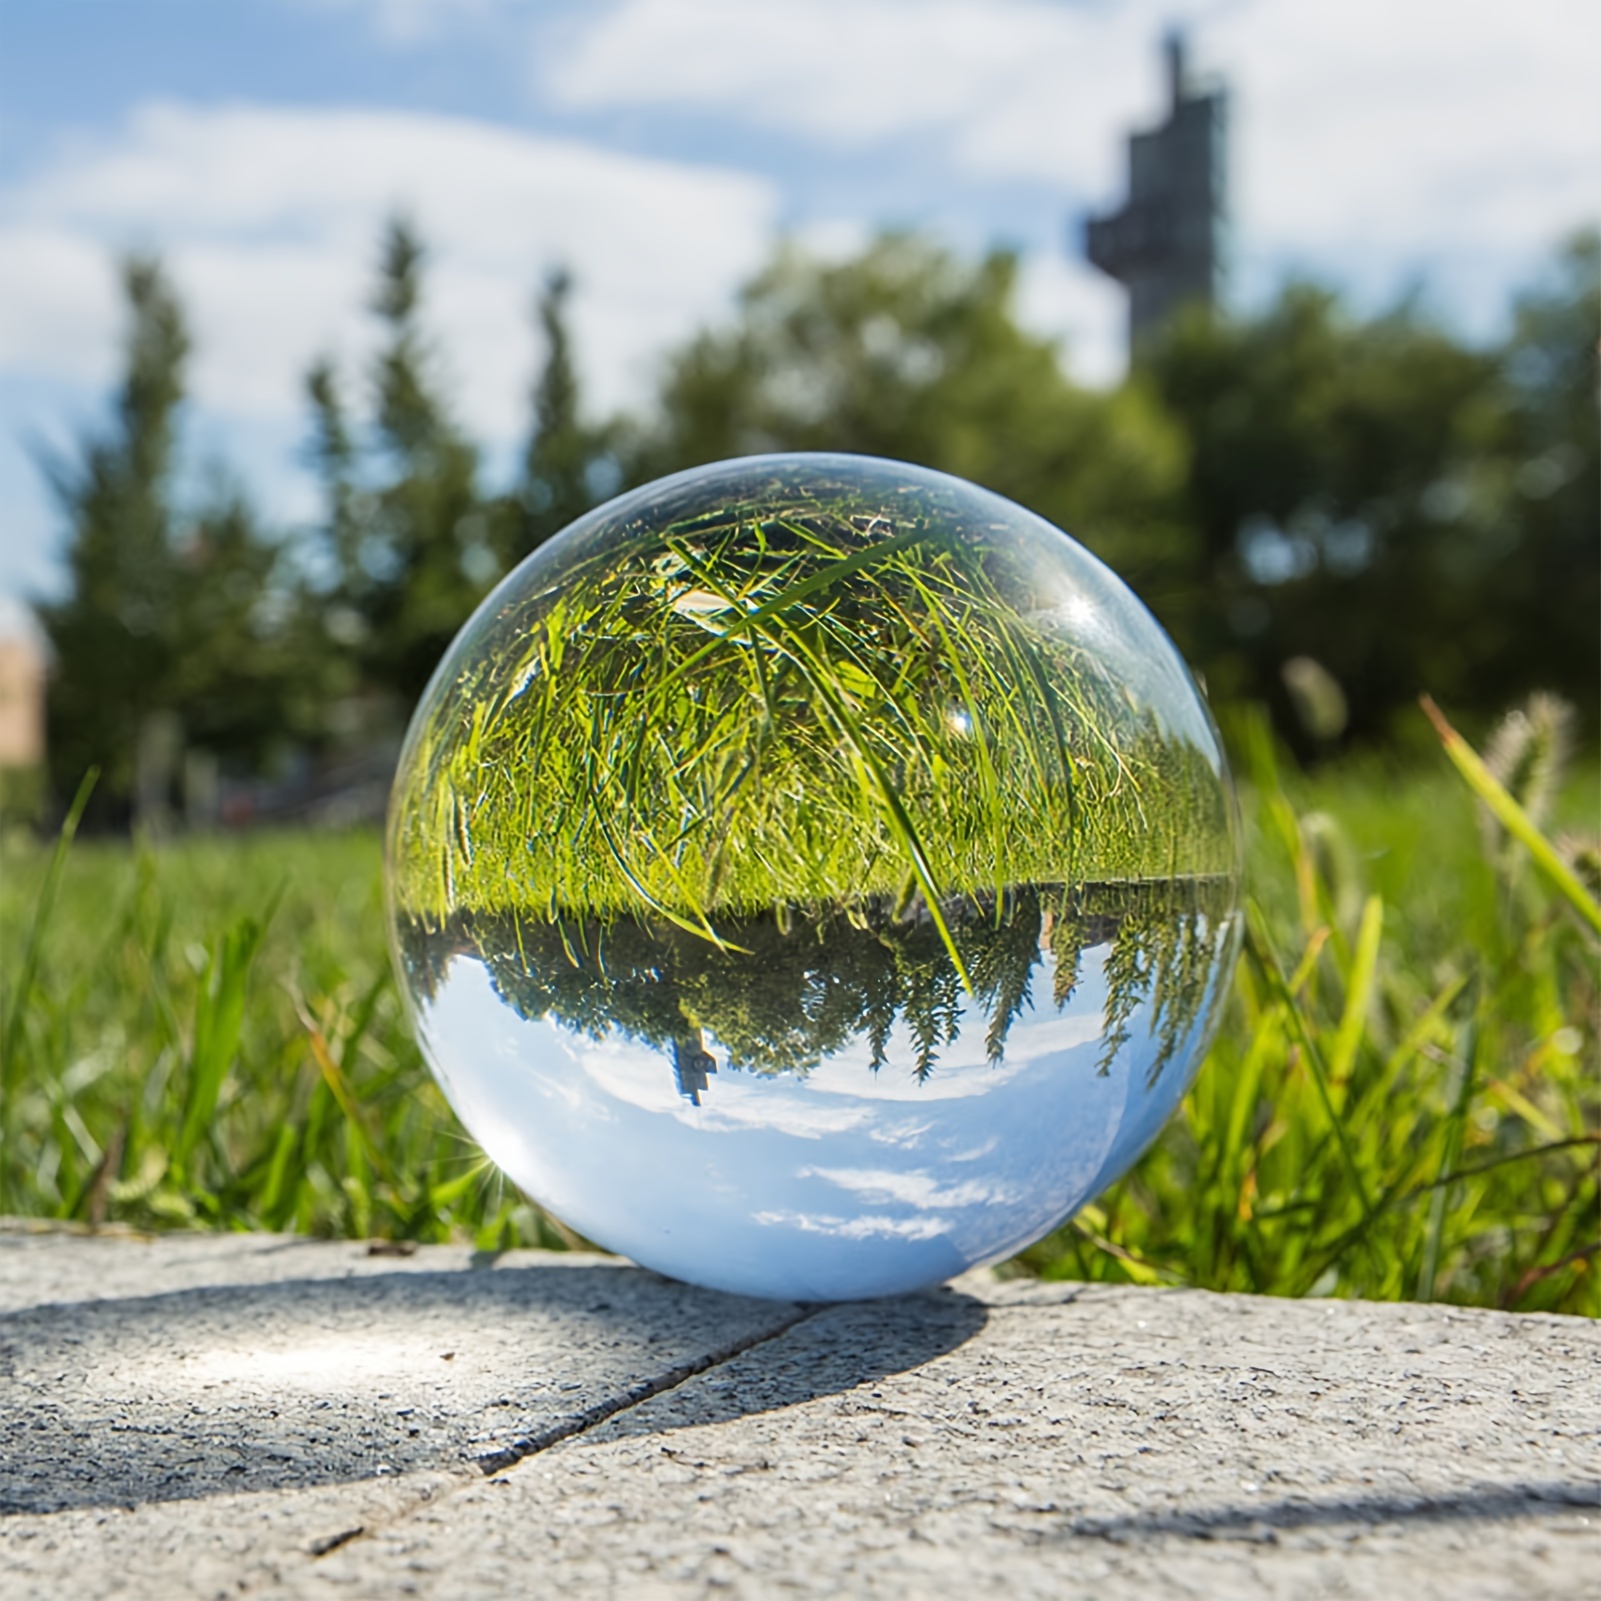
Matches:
[0,226,124,393]
[0,101,779,441]
[1209,0,1600,290]
[751,1207,954,1241]
[6,0,1593,606]
[295,0,512,46]
[552,0,1152,190]
[551,0,1601,322]
[798,1165,1022,1210]
[1015,251,1126,389]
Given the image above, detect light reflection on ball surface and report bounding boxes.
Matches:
[387,454,1241,1300]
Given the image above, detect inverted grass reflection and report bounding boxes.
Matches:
[389,458,1237,949]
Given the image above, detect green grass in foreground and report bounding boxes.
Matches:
[1,708,1596,1312]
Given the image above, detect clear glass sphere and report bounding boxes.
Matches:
[387,454,1242,1300]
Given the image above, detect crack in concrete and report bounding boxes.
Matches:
[469,1305,817,1476]
[299,1303,820,1569]
[305,1525,366,1557]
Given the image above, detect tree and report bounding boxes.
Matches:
[305,218,493,713]
[162,488,308,769]
[503,267,615,565]
[1143,254,1599,745]
[305,230,624,714]
[627,235,1190,603]
[37,257,188,816]
[1483,230,1600,730]
[37,257,295,821]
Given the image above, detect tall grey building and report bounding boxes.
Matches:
[1083,33,1228,352]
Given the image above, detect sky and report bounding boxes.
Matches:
[416,936,1157,1300]
[1,0,1596,631]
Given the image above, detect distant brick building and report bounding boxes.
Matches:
[1083,32,1228,353]
[0,633,46,771]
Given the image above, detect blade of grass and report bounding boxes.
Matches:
[1068,1214,1183,1286]
[758,616,974,992]
[1326,894,1383,1095]
[1418,1007,1480,1301]
[654,525,936,696]
[1315,1133,1599,1277]
[1421,695,1601,935]
[0,768,97,1212]
[1505,1240,1599,1309]
[173,904,275,1173]
[1382,973,1469,1081]
[1244,901,1376,1224]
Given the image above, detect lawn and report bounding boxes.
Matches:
[1,710,1595,1314]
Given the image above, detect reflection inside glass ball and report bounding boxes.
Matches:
[387,454,1242,1300]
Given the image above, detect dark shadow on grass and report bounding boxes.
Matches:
[0,1263,986,1515]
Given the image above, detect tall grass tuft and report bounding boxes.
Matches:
[0,830,573,1250]
[1015,703,1598,1313]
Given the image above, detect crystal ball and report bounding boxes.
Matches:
[387,454,1242,1300]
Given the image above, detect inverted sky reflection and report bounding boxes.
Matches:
[414,931,1215,1301]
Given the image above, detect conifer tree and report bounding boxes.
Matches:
[37,256,188,815]
[505,267,613,564]
[306,218,493,711]
[39,257,296,818]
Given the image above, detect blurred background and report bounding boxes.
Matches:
[1,0,1595,827]
[0,0,1597,1309]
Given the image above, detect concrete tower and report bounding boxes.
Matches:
[1083,33,1228,353]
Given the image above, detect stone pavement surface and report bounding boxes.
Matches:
[0,1231,1595,1598]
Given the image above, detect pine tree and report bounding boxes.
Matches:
[306,218,494,713]
[38,257,299,820]
[37,257,190,818]
[508,267,608,563]
[40,257,305,820]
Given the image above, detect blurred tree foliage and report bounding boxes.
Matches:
[625,235,1192,588]
[37,258,302,824]
[630,228,1597,752]
[303,224,613,719]
[1144,228,1600,749]
[36,224,1598,814]
[508,266,618,564]
[1494,233,1600,726]
[304,218,493,713]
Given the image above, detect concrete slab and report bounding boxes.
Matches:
[0,1231,1595,1598]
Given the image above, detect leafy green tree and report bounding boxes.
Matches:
[38,257,295,820]
[1145,237,1599,744]
[627,234,1190,598]
[305,219,493,711]
[1482,229,1599,729]
[502,267,615,565]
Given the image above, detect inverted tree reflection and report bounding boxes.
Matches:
[403,876,1235,1096]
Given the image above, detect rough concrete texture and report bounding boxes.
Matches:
[0,1231,1595,1598]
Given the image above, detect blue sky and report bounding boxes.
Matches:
[1,0,1596,630]
[417,935,1170,1300]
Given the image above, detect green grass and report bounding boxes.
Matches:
[1,710,1596,1311]
[0,825,577,1250]
[1013,713,1599,1313]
